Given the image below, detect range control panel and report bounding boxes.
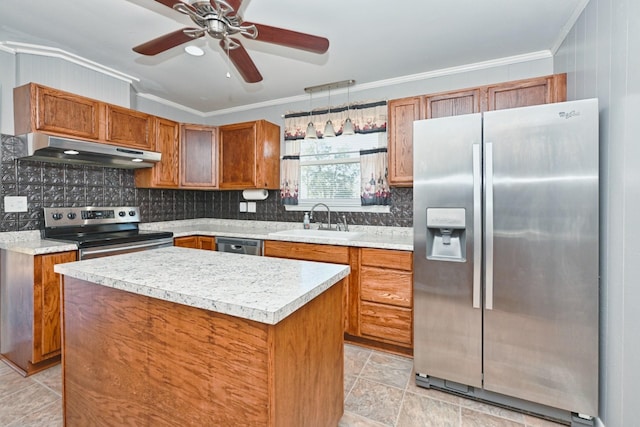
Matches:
[44,206,140,227]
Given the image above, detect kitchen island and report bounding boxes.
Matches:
[54,246,349,426]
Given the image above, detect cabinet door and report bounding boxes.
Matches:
[486,74,567,111]
[153,118,180,187]
[424,88,481,118]
[105,105,154,150]
[174,236,199,248]
[33,251,77,363]
[14,84,101,139]
[181,124,218,188]
[219,122,258,189]
[388,97,421,187]
[198,236,216,251]
[174,236,215,250]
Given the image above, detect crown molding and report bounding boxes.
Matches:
[0,41,139,84]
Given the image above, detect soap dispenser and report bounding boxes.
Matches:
[303,212,310,229]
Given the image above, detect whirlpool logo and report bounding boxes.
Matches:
[559,110,581,119]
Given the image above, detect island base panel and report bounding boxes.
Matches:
[62,276,344,426]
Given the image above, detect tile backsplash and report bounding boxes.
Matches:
[0,134,412,232]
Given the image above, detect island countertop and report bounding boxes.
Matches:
[54,246,350,325]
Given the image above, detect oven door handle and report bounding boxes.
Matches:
[79,239,172,258]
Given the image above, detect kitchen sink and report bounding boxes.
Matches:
[268,229,363,241]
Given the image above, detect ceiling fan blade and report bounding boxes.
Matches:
[220,39,263,83]
[243,22,329,54]
[154,0,183,9]
[221,0,244,13]
[133,28,201,56]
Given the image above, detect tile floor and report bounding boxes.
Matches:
[0,344,565,426]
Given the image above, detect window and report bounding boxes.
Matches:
[291,132,387,211]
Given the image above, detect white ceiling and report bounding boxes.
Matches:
[0,0,587,114]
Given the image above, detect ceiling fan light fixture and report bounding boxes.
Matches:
[184,45,205,56]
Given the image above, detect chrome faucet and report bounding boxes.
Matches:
[309,203,331,230]
[337,214,349,232]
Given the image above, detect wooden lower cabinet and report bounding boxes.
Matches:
[174,235,215,250]
[264,241,413,354]
[62,276,345,426]
[0,250,77,375]
[264,240,355,334]
[358,248,413,348]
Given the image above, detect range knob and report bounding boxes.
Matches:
[128,210,136,216]
[118,211,126,217]
[67,212,77,220]
[51,213,63,220]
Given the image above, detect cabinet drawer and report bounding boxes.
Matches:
[360,266,412,308]
[360,248,412,271]
[360,301,412,346]
[264,241,349,264]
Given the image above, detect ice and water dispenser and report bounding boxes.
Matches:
[426,208,466,262]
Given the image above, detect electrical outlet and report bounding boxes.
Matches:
[239,202,248,212]
[247,202,256,213]
[4,196,28,212]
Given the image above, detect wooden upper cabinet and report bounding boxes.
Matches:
[424,88,481,118]
[180,124,218,189]
[14,83,101,139]
[388,97,421,187]
[135,117,179,188]
[219,120,280,189]
[486,74,567,111]
[104,105,154,150]
[387,73,567,187]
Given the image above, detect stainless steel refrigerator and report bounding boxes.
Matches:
[413,99,599,424]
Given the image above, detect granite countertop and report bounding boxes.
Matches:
[54,246,350,325]
[141,219,413,251]
[0,219,413,255]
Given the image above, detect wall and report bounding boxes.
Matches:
[554,0,640,426]
[0,133,412,231]
[0,134,211,231]
[0,49,554,232]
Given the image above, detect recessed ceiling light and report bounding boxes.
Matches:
[64,150,79,155]
[184,45,204,57]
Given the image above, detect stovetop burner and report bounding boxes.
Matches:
[42,206,173,248]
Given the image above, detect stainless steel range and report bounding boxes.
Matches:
[43,206,173,260]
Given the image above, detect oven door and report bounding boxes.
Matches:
[79,237,174,260]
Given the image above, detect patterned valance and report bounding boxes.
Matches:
[284,100,387,140]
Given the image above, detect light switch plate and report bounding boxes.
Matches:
[239,202,248,212]
[4,196,28,212]
[247,202,256,213]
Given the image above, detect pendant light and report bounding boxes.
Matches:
[305,91,317,140]
[342,83,355,135]
[323,87,336,137]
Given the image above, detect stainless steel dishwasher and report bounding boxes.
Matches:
[215,237,263,256]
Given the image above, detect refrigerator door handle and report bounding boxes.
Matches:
[485,142,494,310]
[472,143,482,309]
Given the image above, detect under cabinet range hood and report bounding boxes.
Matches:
[15,133,161,169]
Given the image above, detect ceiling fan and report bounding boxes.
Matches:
[133,0,330,83]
